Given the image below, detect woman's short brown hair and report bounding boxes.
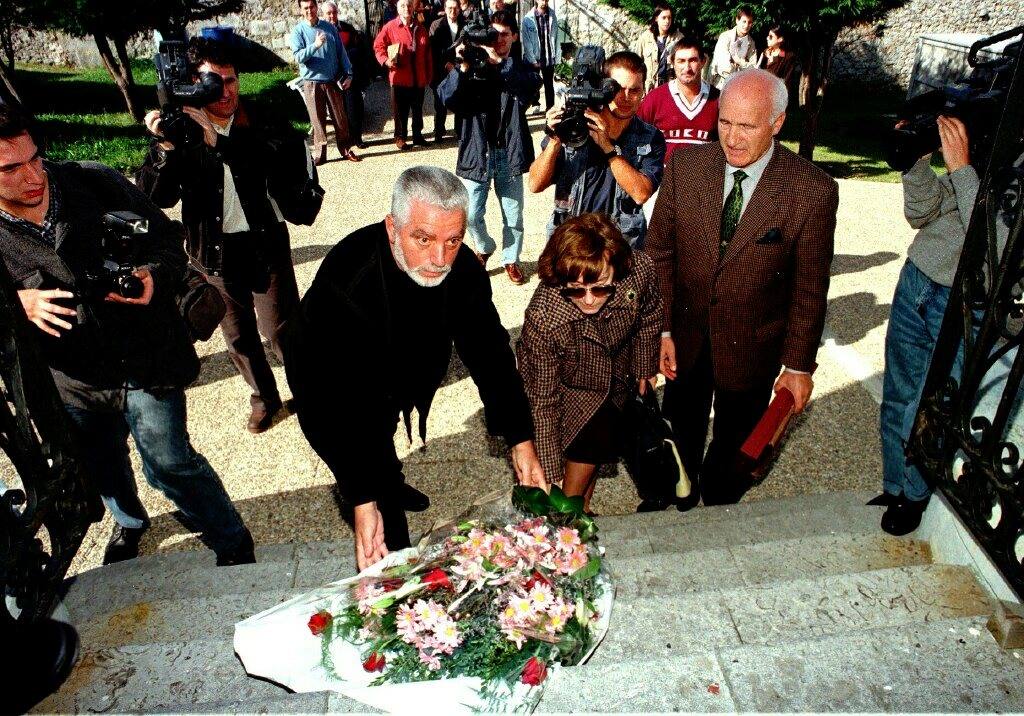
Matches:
[537,212,633,287]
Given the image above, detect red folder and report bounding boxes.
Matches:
[739,387,795,478]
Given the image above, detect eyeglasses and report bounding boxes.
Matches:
[559,283,616,300]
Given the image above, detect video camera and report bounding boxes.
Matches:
[154,32,224,148]
[455,21,500,79]
[555,46,620,148]
[79,212,149,302]
[885,26,1023,173]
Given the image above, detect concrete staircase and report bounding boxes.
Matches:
[36,491,1024,713]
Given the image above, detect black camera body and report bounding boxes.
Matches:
[456,22,500,79]
[79,212,149,302]
[555,45,620,148]
[886,27,1022,173]
[154,36,224,148]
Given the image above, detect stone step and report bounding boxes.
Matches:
[540,615,1024,713]
[592,563,992,666]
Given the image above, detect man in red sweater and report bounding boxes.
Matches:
[374,0,433,149]
[638,36,719,166]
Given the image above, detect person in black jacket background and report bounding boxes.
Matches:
[429,0,464,144]
[284,166,545,570]
[324,1,374,148]
[138,38,308,435]
[438,9,540,285]
[0,104,253,566]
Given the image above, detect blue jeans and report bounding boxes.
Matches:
[460,149,525,266]
[881,259,962,501]
[64,388,249,554]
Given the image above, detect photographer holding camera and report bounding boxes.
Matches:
[437,8,541,284]
[0,104,254,566]
[528,50,665,248]
[139,38,315,435]
[878,114,980,535]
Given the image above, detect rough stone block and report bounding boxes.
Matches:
[35,640,291,713]
[249,20,271,36]
[588,593,740,665]
[721,564,992,646]
[293,555,359,588]
[987,599,1024,649]
[608,548,743,597]
[540,653,737,712]
[721,616,1024,712]
[76,589,304,649]
[274,20,289,34]
[190,691,331,713]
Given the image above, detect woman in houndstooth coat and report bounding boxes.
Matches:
[516,212,663,512]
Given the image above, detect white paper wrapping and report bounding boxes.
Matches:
[234,547,614,713]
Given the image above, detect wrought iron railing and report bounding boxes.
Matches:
[908,28,1024,600]
[0,260,101,628]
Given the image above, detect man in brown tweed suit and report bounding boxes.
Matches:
[646,68,838,508]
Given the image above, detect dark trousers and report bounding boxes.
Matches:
[540,65,555,109]
[431,85,447,141]
[392,85,426,141]
[302,80,351,160]
[663,340,774,507]
[342,86,365,145]
[208,232,300,412]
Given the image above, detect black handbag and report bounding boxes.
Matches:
[621,388,691,507]
[177,267,226,342]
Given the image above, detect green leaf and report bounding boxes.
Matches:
[548,486,584,515]
[512,485,552,516]
[570,554,601,581]
[371,596,396,612]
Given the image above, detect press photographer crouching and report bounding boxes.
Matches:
[0,104,254,566]
[437,9,541,285]
[138,37,319,435]
[528,49,665,248]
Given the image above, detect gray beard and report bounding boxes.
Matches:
[392,238,451,288]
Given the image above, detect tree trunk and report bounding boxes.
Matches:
[93,29,142,120]
[0,61,19,106]
[797,31,838,161]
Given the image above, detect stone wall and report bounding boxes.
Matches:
[832,0,1023,87]
[10,0,1024,90]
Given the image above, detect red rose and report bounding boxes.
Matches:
[422,568,451,590]
[307,610,332,636]
[363,652,387,672]
[520,656,547,686]
[525,570,550,590]
[380,578,405,592]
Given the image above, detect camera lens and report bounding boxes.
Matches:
[116,274,145,300]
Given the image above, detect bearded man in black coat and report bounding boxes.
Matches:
[285,165,546,570]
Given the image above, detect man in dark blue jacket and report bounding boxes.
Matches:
[438,8,540,285]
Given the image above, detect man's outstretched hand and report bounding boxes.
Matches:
[353,501,388,571]
[511,440,548,491]
[774,369,814,414]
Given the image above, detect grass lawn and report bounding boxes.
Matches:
[13,60,308,172]
[14,60,912,181]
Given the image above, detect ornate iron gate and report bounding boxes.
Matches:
[907,28,1024,600]
[0,260,101,628]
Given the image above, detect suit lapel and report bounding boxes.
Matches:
[699,146,727,264]
[719,143,785,268]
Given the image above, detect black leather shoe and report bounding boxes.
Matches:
[401,483,431,512]
[8,618,79,713]
[637,497,672,512]
[880,494,929,536]
[216,529,256,567]
[103,523,147,564]
[412,135,429,147]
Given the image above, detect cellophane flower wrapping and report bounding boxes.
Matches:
[234,487,615,713]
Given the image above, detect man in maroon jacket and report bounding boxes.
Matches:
[646,68,838,509]
[374,0,433,149]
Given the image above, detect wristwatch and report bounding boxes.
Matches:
[603,146,621,161]
[543,124,558,139]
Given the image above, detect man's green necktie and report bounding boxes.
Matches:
[719,169,748,258]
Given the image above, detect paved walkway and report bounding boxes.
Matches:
[55,102,915,575]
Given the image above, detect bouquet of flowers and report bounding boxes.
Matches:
[234,486,614,713]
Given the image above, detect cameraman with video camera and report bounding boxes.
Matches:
[0,103,254,566]
[139,37,317,435]
[878,113,979,536]
[528,50,665,248]
[437,8,541,284]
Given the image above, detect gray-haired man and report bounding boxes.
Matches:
[283,166,545,571]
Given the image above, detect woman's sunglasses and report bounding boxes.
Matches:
[559,284,616,300]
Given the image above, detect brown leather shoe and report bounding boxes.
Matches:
[475,251,492,267]
[505,263,526,285]
[343,149,362,162]
[395,138,407,151]
[247,400,282,434]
